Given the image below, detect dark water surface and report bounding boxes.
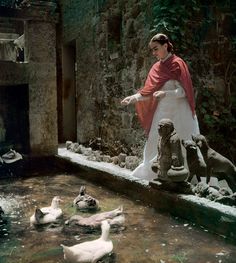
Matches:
[0,170,236,263]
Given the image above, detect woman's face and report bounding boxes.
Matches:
[150,42,168,60]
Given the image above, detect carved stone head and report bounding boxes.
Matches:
[158,118,174,137]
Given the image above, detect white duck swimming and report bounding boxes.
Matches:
[30,196,63,225]
[73,186,99,211]
[61,220,113,263]
[65,206,125,228]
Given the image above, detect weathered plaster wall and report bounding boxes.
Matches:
[25,21,58,154]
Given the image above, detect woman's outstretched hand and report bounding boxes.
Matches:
[153,90,166,100]
[121,95,137,105]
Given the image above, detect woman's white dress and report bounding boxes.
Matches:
[132,80,200,181]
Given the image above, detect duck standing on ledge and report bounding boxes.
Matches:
[61,220,113,263]
[65,206,125,228]
[30,196,63,225]
[73,186,99,211]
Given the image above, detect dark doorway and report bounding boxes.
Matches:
[60,41,77,142]
[0,84,29,154]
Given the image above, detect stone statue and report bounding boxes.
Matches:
[192,134,236,193]
[182,139,207,183]
[151,118,188,183]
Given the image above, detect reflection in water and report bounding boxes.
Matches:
[0,170,236,263]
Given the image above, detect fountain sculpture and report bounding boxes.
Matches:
[150,118,236,197]
[150,118,191,193]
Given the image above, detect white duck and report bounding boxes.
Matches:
[30,196,63,225]
[65,206,125,228]
[73,186,99,211]
[61,220,113,263]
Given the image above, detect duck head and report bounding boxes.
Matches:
[51,196,62,209]
[72,186,86,206]
[79,186,86,195]
[64,214,83,225]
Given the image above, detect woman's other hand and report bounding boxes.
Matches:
[153,90,166,100]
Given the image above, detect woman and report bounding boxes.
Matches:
[121,33,200,181]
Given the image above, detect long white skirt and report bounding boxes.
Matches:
[132,80,200,181]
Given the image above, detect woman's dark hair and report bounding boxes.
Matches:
[149,33,174,53]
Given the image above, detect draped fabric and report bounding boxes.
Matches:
[135,54,195,135]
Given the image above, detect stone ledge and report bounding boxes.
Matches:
[56,147,236,243]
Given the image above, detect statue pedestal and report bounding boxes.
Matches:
[167,166,189,182]
[149,180,193,194]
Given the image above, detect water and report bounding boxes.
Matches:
[0,169,236,263]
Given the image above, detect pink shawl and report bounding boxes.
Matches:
[135,54,196,135]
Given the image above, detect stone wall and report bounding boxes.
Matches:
[60,0,155,154]
[60,0,236,158]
